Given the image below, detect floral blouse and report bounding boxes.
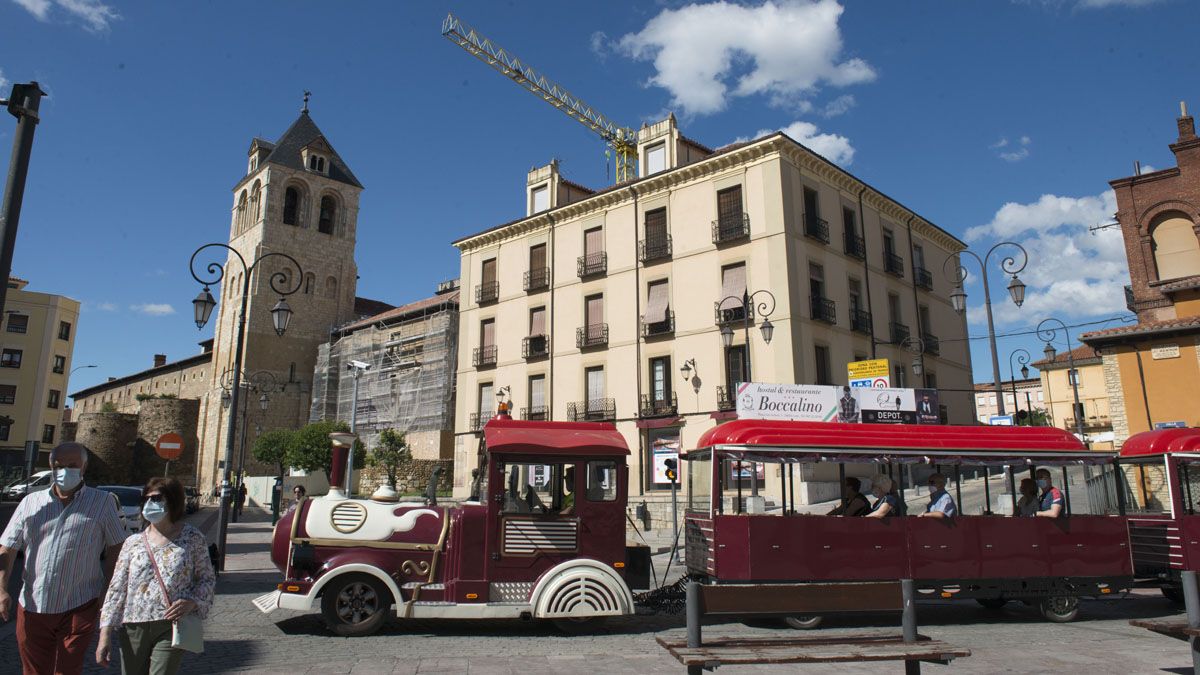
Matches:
[100,524,216,627]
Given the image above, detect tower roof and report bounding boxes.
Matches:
[258,112,363,189]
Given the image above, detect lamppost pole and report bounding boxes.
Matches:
[0,82,46,318]
[1008,348,1031,425]
[945,242,1029,416]
[894,335,927,388]
[1037,318,1085,440]
[190,243,301,571]
[718,289,776,499]
[222,369,277,523]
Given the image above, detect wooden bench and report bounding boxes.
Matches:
[658,579,970,674]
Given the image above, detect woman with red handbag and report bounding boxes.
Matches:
[96,477,215,673]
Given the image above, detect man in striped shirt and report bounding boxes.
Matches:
[0,442,127,674]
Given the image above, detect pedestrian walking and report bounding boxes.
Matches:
[235,483,247,518]
[97,476,215,674]
[0,442,128,675]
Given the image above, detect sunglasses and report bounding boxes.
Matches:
[143,494,165,503]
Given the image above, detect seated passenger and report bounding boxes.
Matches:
[1015,478,1038,517]
[1034,469,1064,518]
[918,472,957,519]
[560,466,576,515]
[827,477,870,517]
[865,476,899,518]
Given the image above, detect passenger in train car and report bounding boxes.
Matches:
[1015,478,1039,517]
[560,466,576,515]
[918,473,957,519]
[864,476,900,518]
[1034,469,1064,518]
[826,477,870,517]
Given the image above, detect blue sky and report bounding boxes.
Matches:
[0,0,1194,399]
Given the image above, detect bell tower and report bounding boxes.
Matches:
[196,101,363,492]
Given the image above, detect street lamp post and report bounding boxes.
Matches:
[345,360,371,497]
[1008,348,1031,425]
[190,243,301,571]
[895,335,927,388]
[718,289,776,498]
[220,368,278,522]
[1037,318,1085,440]
[944,242,1029,415]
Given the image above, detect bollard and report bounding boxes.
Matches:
[1183,570,1200,674]
[686,581,703,675]
[902,579,920,675]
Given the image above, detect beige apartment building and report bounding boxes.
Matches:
[1031,346,1113,448]
[973,377,1044,424]
[452,117,974,505]
[0,277,80,480]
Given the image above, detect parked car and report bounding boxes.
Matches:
[0,476,25,501]
[6,470,53,500]
[95,485,144,534]
[185,486,200,514]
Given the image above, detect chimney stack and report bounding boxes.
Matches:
[153,354,167,368]
[1178,100,1196,141]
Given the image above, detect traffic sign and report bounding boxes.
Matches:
[848,358,890,388]
[155,432,184,461]
[989,415,1015,426]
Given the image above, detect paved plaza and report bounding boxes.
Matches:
[0,506,1195,674]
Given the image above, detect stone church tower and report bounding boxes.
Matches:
[196,105,362,492]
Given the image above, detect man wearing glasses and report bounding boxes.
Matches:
[918,473,957,519]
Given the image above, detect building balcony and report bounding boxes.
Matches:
[641,311,675,339]
[922,332,940,356]
[803,215,829,244]
[567,398,615,422]
[524,267,550,292]
[522,334,549,360]
[576,324,609,349]
[468,412,486,432]
[640,392,678,418]
[520,405,548,421]
[716,385,736,412]
[851,308,872,335]
[811,296,836,324]
[885,253,905,278]
[639,236,672,264]
[711,213,750,245]
[472,345,497,368]
[577,252,607,278]
[474,281,499,305]
[714,301,749,325]
[915,267,933,291]
[844,232,866,260]
[1065,415,1112,430]
[1125,284,1136,313]
[890,321,910,344]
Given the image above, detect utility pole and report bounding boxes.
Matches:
[0,82,46,316]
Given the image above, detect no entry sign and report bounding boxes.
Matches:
[155,432,184,461]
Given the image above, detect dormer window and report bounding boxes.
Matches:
[646,142,666,175]
[302,147,329,175]
[531,184,549,214]
[248,155,258,173]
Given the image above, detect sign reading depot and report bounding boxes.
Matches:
[847,358,890,388]
[736,382,941,425]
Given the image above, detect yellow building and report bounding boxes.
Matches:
[451,117,974,507]
[1030,347,1113,449]
[0,277,80,480]
[1081,106,1200,446]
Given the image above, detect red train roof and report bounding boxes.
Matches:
[483,417,630,457]
[1119,428,1200,457]
[693,420,1088,455]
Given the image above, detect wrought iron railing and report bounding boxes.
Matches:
[885,252,905,277]
[713,301,749,325]
[640,392,678,418]
[915,267,933,290]
[639,236,672,263]
[1125,285,1135,313]
[522,334,549,359]
[851,308,872,335]
[716,385,736,412]
[524,267,550,292]
[804,215,829,244]
[844,232,866,259]
[811,296,836,324]
[577,251,607,278]
[468,412,485,432]
[472,345,497,368]
[640,311,675,338]
[890,322,910,344]
[922,332,940,356]
[711,213,750,244]
[567,398,615,422]
[576,323,609,348]
[474,281,499,304]
[520,406,548,421]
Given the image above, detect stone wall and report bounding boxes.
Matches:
[356,458,453,497]
[75,412,139,485]
[1102,352,1130,448]
[135,398,201,485]
[61,421,77,443]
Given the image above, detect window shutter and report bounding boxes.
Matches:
[584,228,603,256]
[586,369,605,401]
[481,320,495,347]
[644,209,667,241]
[530,376,545,409]
[481,259,497,285]
[645,281,670,323]
[529,307,546,335]
[529,244,546,270]
[586,295,604,326]
[718,186,742,221]
[719,264,746,312]
[479,384,493,415]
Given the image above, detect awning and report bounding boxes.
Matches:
[1120,427,1200,457]
[719,264,745,312]
[645,282,669,323]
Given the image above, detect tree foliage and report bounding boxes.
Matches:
[252,429,295,477]
[287,420,365,482]
[367,429,411,489]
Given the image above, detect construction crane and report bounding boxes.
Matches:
[441,12,638,183]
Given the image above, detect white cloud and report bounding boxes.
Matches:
[590,31,609,59]
[991,135,1032,162]
[820,94,856,117]
[1076,0,1163,7]
[130,303,175,316]
[963,189,1128,327]
[0,68,9,93]
[10,0,118,32]
[617,0,875,117]
[737,120,855,165]
[96,301,117,312]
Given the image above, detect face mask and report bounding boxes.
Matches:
[142,500,167,524]
[1037,479,1049,490]
[54,468,82,492]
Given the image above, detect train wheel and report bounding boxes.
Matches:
[976,598,1008,610]
[784,615,824,630]
[1162,586,1185,605]
[552,616,607,634]
[321,574,390,637]
[1039,595,1079,623]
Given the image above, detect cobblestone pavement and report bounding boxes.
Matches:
[0,508,1195,674]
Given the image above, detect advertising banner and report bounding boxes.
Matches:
[847,358,890,388]
[736,382,943,425]
[914,389,940,424]
[856,388,917,424]
[735,382,840,422]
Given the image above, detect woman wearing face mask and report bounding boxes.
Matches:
[864,475,899,519]
[96,477,216,673]
[1015,478,1039,517]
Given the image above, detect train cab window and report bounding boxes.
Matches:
[500,462,571,514]
[1180,463,1200,515]
[687,452,712,513]
[1122,461,1172,515]
[586,461,618,502]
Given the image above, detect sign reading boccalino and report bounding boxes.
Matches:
[735,383,839,422]
[735,383,942,424]
[847,358,890,388]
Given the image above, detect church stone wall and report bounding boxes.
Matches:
[135,398,201,485]
[76,412,139,485]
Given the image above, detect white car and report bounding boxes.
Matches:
[6,470,53,500]
[95,485,144,534]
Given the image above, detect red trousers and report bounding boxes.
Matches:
[16,597,99,675]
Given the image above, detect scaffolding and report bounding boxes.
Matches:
[310,296,458,451]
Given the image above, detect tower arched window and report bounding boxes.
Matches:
[235,191,248,233]
[1151,212,1200,281]
[249,180,262,226]
[325,276,338,300]
[319,196,337,235]
[283,187,300,226]
[304,273,315,295]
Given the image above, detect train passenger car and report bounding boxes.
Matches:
[684,420,1132,624]
[256,418,648,636]
[1116,427,1200,601]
